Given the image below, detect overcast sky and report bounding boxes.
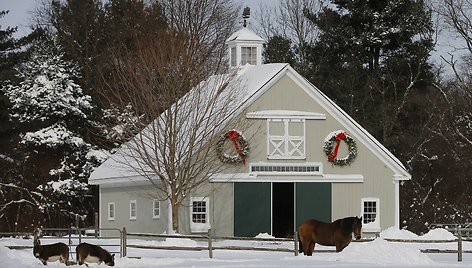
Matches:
[0,0,464,76]
[1,0,269,37]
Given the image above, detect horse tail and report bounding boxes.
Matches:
[298,232,303,253]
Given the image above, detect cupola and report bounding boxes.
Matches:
[225,7,265,67]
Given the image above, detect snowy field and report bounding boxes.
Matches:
[1,228,472,267]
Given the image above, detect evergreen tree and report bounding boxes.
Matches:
[305,0,435,146]
[263,35,296,66]
[302,0,444,232]
[0,36,107,229]
[0,10,21,82]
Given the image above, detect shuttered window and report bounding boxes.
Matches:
[267,119,305,159]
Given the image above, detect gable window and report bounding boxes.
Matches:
[129,200,137,220]
[267,118,305,159]
[153,199,160,219]
[190,197,210,233]
[361,198,380,232]
[241,47,257,65]
[108,202,115,221]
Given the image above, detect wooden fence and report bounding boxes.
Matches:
[2,227,472,262]
[124,228,300,258]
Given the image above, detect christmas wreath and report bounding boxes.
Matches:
[216,129,249,164]
[322,130,357,166]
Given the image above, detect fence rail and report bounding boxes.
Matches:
[3,227,472,263]
[34,227,124,258]
[125,228,299,258]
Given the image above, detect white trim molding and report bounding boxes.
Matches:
[210,170,363,183]
[246,110,326,120]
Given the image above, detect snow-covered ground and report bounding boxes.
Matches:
[1,228,472,267]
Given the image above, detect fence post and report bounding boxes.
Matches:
[458,229,462,262]
[294,231,299,256]
[33,228,38,242]
[76,215,80,235]
[94,212,99,238]
[78,227,82,245]
[122,227,127,257]
[208,228,213,259]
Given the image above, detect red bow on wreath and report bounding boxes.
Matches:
[227,130,246,164]
[328,132,347,162]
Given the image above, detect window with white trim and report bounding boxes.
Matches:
[361,198,380,232]
[267,118,305,159]
[230,47,236,66]
[108,202,115,221]
[190,197,210,233]
[241,47,257,65]
[153,199,160,219]
[129,200,137,220]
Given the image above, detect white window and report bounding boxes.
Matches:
[230,47,236,66]
[361,198,380,232]
[108,202,115,221]
[241,46,257,65]
[267,118,305,159]
[129,200,137,220]
[190,197,210,233]
[153,199,160,219]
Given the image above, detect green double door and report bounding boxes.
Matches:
[234,182,331,237]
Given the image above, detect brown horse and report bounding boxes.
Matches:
[33,239,69,265]
[298,216,362,255]
[76,242,115,266]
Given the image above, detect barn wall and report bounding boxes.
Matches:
[99,185,168,236]
[241,74,397,229]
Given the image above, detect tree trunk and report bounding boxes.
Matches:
[171,201,179,233]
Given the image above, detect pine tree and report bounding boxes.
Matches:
[0,36,106,229]
[305,0,435,145]
[263,35,296,66]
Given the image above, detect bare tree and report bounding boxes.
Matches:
[256,0,322,71]
[437,0,472,99]
[99,0,246,233]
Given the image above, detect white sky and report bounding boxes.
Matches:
[0,0,271,37]
[0,0,464,76]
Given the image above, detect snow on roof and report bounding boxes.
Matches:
[90,62,411,184]
[89,63,287,183]
[226,27,264,43]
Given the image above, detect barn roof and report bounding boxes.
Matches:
[89,63,410,186]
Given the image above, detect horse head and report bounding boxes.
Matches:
[352,216,362,240]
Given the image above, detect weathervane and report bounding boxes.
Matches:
[242,7,250,27]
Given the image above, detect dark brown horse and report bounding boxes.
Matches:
[298,216,362,255]
[76,242,115,266]
[33,239,69,265]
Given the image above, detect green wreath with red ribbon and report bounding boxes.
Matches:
[322,130,357,166]
[216,129,249,164]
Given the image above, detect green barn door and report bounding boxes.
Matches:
[295,182,331,228]
[234,182,271,237]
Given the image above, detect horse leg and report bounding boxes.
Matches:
[307,241,315,256]
[298,235,303,254]
[302,238,311,255]
[335,241,348,252]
